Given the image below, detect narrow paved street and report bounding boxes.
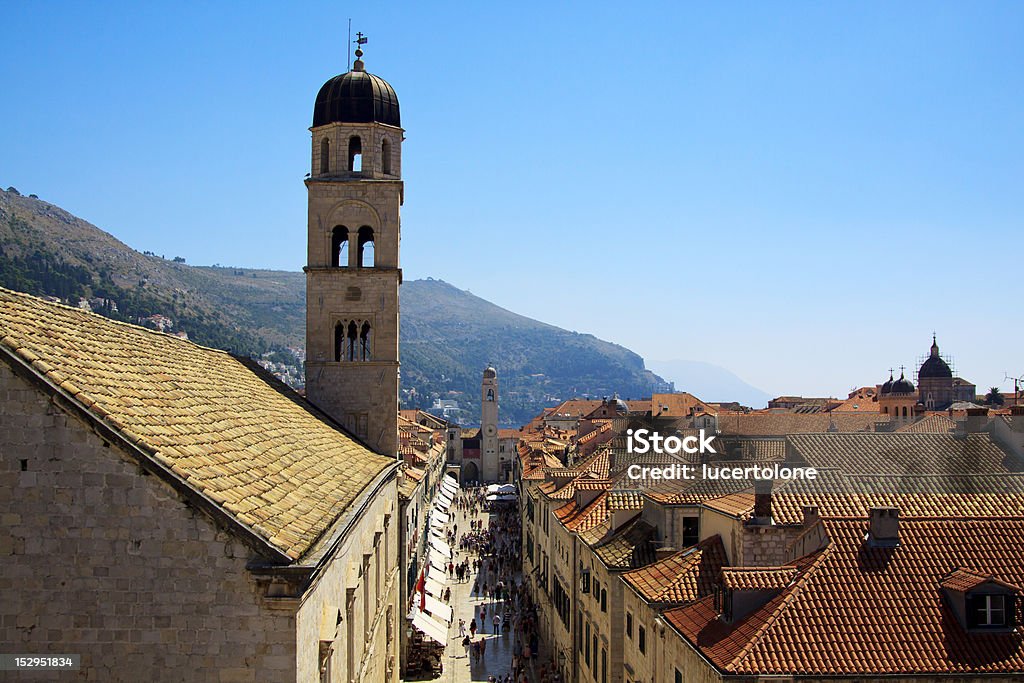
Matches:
[435,487,552,683]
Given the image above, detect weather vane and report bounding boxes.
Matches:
[352,31,368,70]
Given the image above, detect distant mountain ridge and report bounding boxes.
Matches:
[0,187,671,425]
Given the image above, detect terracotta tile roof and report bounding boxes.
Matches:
[497,428,521,439]
[940,568,1022,594]
[768,473,1024,524]
[651,392,714,417]
[590,517,657,570]
[0,288,394,561]
[622,536,728,605]
[546,399,604,419]
[702,491,755,518]
[607,489,644,511]
[735,438,786,461]
[666,518,1024,676]
[577,421,612,445]
[574,479,612,491]
[721,566,799,591]
[642,476,752,506]
[896,413,956,433]
[558,492,611,533]
[568,448,611,478]
[787,432,1018,476]
[717,411,890,436]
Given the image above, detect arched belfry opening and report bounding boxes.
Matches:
[334,322,344,362]
[331,226,349,268]
[358,226,375,268]
[487,389,494,402]
[348,136,362,172]
[360,322,372,361]
[346,321,358,361]
[320,137,330,174]
[381,138,392,175]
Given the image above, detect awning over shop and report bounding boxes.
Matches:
[442,475,459,493]
[425,577,445,597]
[417,592,453,623]
[430,537,452,559]
[410,608,448,645]
[429,511,448,529]
[427,565,447,585]
[433,495,451,511]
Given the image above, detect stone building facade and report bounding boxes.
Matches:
[0,288,400,682]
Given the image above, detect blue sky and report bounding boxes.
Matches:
[1,2,1021,399]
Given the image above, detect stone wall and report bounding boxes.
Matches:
[0,362,296,682]
[295,480,399,682]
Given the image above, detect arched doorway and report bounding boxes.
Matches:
[462,461,479,486]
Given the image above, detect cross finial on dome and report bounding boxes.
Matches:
[899,365,906,378]
[888,368,895,379]
[353,31,368,72]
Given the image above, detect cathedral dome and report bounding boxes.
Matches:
[919,337,952,379]
[891,373,915,394]
[312,65,400,128]
[880,373,894,395]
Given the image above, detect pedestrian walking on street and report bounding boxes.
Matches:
[470,618,477,637]
[458,618,466,638]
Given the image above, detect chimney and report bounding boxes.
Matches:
[654,546,677,562]
[751,479,773,524]
[966,407,990,434]
[802,505,820,529]
[867,507,900,547]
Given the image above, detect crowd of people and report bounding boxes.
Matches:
[443,485,553,683]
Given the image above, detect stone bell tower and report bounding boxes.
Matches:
[304,41,403,457]
[481,367,499,481]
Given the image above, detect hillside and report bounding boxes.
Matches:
[0,187,670,425]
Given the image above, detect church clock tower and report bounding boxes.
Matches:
[481,367,499,481]
[304,39,402,457]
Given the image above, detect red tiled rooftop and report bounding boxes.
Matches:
[665,518,1024,676]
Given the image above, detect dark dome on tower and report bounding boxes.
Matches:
[312,66,400,128]
[880,373,895,395]
[891,373,915,394]
[483,366,497,379]
[919,336,952,379]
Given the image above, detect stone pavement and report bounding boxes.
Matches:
[434,499,550,683]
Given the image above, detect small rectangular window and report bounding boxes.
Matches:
[626,612,633,639]
[638,625,646,654]
[674,670,683,683]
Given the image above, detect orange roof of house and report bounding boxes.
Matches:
[717,411,889,436]
[651,392,714,417]
[622,535,728,605]
[939,568,1022,594]
[721,566,799,591]
[665,518,1024,676]
[896,413,956,433]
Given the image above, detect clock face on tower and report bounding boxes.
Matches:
[485,425,496,437]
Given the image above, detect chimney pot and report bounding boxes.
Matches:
[868,507,899,546]
[752,479,773,523]
[802,505,820,528]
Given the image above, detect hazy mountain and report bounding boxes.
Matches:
[0,187,670,426]
[646,358,772,409]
